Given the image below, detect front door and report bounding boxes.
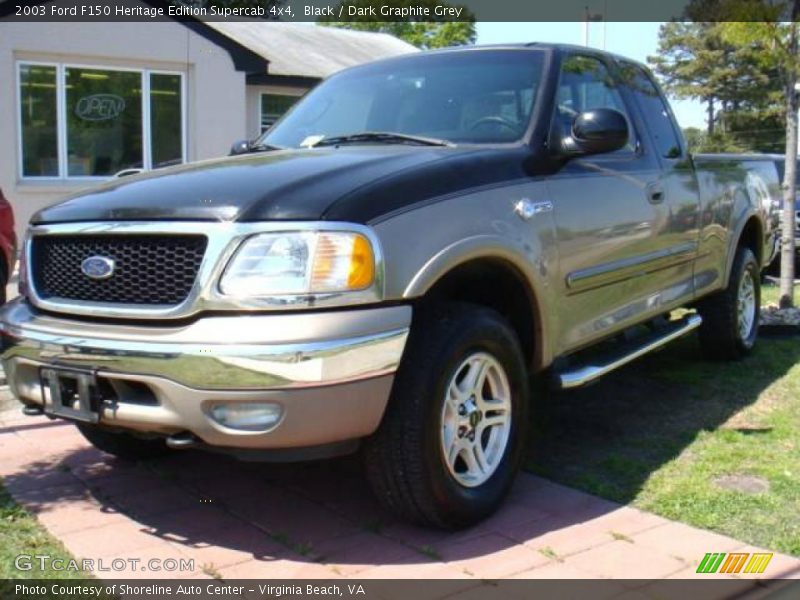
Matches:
[546,54,693,354]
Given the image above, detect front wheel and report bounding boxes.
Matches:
[363,303,530,529]
[697,246,760,360]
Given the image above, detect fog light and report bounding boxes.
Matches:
[209,403,283,431]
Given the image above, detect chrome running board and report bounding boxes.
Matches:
[554,314,703,390]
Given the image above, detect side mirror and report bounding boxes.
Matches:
[229,139,252,156]
[564,109,629,156]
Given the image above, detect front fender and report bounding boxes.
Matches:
[371,180,558,369]
[403,234,541,298]
[399,234,556,370]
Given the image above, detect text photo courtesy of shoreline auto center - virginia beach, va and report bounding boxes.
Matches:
[1,0,800,599]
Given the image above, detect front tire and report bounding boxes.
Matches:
[76,423,170,461]
[697,246,760,360]
[363,303,530,529]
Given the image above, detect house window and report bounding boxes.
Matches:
[17,62,185,179]
[65,67,143,176]
[150,74,183,168]
[19,64,59,177]
[261,94,298,133]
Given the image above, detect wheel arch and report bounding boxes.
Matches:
[403,237,549,371]
[724,213,764,289]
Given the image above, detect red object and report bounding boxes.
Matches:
[0,188,17,294]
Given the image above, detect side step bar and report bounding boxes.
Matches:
[554,314,703,390]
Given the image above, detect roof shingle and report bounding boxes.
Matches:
[205,22,418,79]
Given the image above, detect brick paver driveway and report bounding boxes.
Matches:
[0,386,798,588]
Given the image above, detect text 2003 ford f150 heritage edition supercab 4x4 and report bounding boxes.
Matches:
[1,45,781,528]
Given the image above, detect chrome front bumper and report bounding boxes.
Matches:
[0,299,410,449]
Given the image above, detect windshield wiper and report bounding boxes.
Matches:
[312,132,452,148]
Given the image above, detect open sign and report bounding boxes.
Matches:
[75,94,126,121]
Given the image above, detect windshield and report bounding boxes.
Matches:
[259,49,545,149]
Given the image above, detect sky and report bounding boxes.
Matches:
[476,22,707,130]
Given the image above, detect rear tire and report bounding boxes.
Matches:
[363,302,530,529]
[697,246,760,360]
[76,423,170,461]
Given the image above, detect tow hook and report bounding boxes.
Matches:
[166,431,200,449]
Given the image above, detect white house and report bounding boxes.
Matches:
[0,6,417,238]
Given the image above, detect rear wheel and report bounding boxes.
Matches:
[363,303,530,529]
[76,423,170,461]
[697,246,760,360]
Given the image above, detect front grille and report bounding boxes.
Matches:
[31,234,208,305]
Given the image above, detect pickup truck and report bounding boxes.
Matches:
[1,44,780,529]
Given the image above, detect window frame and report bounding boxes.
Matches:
[16,60,186,182]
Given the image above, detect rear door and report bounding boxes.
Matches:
[617,60,702,294]
[546,53,694,354]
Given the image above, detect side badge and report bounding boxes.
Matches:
[514,199,553,221]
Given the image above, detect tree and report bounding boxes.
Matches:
[648,22,779,138]
[715,3,800,308]
[650,23,724,135]
[683,127,706,152]
[319,0,476,49]
[682,127,748,153]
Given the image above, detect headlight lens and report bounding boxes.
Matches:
[219,231,375,297]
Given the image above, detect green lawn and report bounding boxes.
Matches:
[762,276,800,307]
[762,280,782,306]
[0,486,90,579]
[527,302,800,556]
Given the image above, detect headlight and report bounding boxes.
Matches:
[219,231,376,297]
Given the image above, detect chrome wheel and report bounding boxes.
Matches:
[737,270,756,340]
[440,352,512,488]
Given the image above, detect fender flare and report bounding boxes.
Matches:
[722,207,763,290]
[402,234,553,369]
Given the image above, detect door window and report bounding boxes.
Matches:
[554,55,635,153]
[618,62,682,159]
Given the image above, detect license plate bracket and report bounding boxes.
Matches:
[40,367,100,424]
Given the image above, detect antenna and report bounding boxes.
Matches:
[583,5,604,47]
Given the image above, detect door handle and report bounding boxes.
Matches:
[647,182,665,204]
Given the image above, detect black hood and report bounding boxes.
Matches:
[32,145,534,225]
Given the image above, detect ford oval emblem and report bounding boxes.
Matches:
[81,256,115,280]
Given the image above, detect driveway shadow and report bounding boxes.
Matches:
[4,433,624,576]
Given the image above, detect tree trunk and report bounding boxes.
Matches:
[707,97,715,135]
[779,19,799,309]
